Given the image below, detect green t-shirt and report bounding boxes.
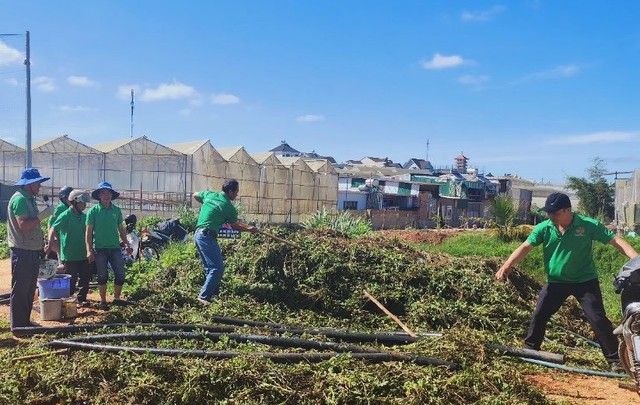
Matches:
[526,214,615,283]
[48,202,69,226]
[86,203,123,249]
[195,191,238,233]
[52,208,87,261]
[10,188,34,217]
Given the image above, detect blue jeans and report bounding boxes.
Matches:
[95,248,126,286]
[194,228,224,301]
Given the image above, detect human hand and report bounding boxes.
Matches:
[87,250,95,263]
[495,265,512,281]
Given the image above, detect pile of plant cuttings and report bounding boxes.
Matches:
[1,229,612,404]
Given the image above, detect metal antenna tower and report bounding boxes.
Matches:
[130,89,134,138]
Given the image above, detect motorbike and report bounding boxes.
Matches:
[140,219,188,260]
[123,215,161,263]
[613,255,640,394]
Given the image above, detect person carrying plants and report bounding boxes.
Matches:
[6,168,53,329]
[47,186,73,271]
[85,182,132,310]
[193,179,259,305]
[46,190,92,306]
[495,192,639,372]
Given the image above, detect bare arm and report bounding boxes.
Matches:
[85,224,95,263]
[230,221,259,234]
[610,236,639,259]
[46,227,56,253]
[495,241,535,280]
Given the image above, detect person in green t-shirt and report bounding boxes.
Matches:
[85,182,132,310]
[47,186,73,270]
[193,179,259,305]
[46,190,91,305]
[7,167,52,330]
[496,192,638,370]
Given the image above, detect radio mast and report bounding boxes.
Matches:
[130,89,134,138]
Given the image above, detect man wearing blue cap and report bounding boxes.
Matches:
[496,192,638,371]
[7,168,53,329]
[85,182,132,309]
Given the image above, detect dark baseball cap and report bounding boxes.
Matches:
[541,192,571,213]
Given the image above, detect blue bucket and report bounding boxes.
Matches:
[37,274,71,299]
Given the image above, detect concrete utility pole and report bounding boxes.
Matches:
[25,31,32,167]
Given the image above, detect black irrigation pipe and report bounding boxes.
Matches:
[12,322,440,346]
[57,331,382,354]
[488,344,567,364]
[206,314,441,345]
[0,293,9,300]
[47,339,458,369]
[0,298,9,305]
[11,323,238,337]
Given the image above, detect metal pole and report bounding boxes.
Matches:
[25,31,32,168]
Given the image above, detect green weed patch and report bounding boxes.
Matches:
[1,229,623,404]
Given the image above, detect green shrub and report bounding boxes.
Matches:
[175,203,198,232]
[301,208,372,238]
[0,222,8,259]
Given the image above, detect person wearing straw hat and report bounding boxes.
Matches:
[85,182,132,310]
[6,167,52,329]
[193,179,259,305]
[47,190,92,306]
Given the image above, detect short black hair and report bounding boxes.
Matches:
[222,179,239,193]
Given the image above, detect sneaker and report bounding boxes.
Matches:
[78,300,91,308]
[610,361,626,373]
[112,299,128,306]
[98,302,110,310]
[197,297,212,306]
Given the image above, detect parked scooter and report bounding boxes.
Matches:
[613,255,640,395]
[123,214,160,263]
[143,218,188,250]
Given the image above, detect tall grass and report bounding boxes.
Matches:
[301,208,372,238]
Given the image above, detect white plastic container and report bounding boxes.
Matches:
[39,298,63,321]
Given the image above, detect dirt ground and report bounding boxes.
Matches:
[1,255,639,404]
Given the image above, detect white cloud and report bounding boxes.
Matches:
[56,105,93,112]
[67,75,100,88]
[141,81,197,102]
[421,53,470,70]
[546,131,639,145]
[116,85,141,101]
[0,41,23,66]
[457,75,489,86]
[296,114,325,122]
[461,5,506,22]
[211,93,240,105]
[4,78,20,86]
[32,76,56,92]
[518,65,580,83]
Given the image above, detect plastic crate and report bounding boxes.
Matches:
[37,274,71,299]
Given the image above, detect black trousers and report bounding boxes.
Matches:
[10,248,40,329]
[64,259,91,301]
[524,278,619,362]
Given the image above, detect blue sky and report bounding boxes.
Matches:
[1,1,639,183]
